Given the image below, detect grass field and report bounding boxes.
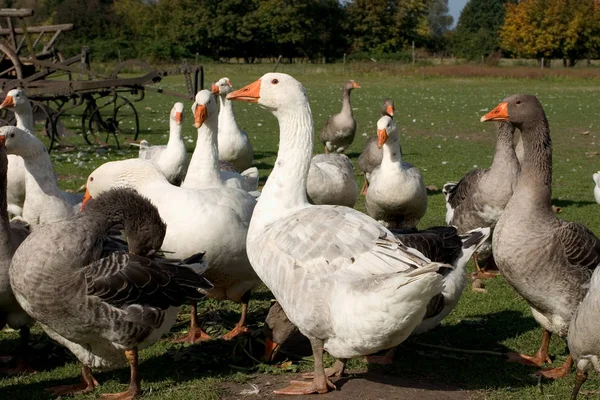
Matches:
[2,64,600,399]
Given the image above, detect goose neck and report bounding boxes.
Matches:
[341,89,353,116]
[167,119,183,146]
[0,153,10,254]
[255,103,313,225]
[186,117,222,187]
[14,105,34,135]
[490,123,518,170]
[381,135,402,166]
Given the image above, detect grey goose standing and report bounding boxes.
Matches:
[357,98,395,194]
[443,120,520,280]
[0,133,32,374]
[320,80,360,154]
[9,188,212,398]
[481,94,600,379]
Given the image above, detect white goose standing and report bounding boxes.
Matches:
[227,73,448,395]
[0,88,35,217]
[137,102,189,185]
[212,77,254,171]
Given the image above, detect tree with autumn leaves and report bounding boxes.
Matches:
[500,0,600,66]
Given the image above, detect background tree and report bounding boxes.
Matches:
[426,0,453,53]
[451,0,514,60]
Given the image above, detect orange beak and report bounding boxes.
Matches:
[193,104,207,129]
[386,105,394,117]
[263,337,280,361]
[211,83,219,95]
[0,135,5,149]
[174,111,182,125]
[377,129,388,148]
[481,102,509,122]
[352,81,361,89]
[226,79,261,102]
[0,95,14,109]
[80,187,92,211]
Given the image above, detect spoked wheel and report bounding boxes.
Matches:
[82,94,139,149]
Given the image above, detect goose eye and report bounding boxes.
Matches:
[516,100,522,105]
[271,79,279,84]
[10,133,14,138]
[89,177,94,182]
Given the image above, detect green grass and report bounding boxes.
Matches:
[2,64,600,399]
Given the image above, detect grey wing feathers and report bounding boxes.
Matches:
[139,145,166,161]
[357,137,381,174]
[391,226,462,265]
[9,218,30,244]
[444,169,487,209]
[84,251,212,310]
[557,220,600,273]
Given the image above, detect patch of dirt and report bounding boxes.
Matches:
[219,369,476,400]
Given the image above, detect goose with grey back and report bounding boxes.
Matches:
[212,77,254,171]
[481,94,600,379]
[10,188,212,398]
[358,98,395,194]
[0,126,83,225]
[182,90,259,194]
[83,158,259,344]
[568,266,600,399]
[0,133,32,374]
[262,226,491,362]
[227,73,450,395]
[0,89,35,217]
[320,80,360,154]
[442,120,520,281]
[365,115,427,230]
[306,153,358,207]
[136,102,189,185]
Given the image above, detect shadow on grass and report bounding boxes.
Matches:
[553,198,598,209]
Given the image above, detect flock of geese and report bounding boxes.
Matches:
[0,72,599,399]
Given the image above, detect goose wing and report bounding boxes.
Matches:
[83,251,212,310]
[444,168,487,209]
[391,226,462,265]
[557,220,600,275]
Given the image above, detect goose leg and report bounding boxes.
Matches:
[302,359,347,379]
[471,253,500,280]
[535,355,574,379]
[366,348,396,365]
[571,369,588,399]
[221,290,251,341]
[173,300,212,343]
[324,146,329,154]
[47,365,98,396]
[273,337,336,395]
[0,327,35,375]
[506,329,552,366]
[360,179,369,196]
[100,348,141,399]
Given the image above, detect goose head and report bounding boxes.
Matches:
[0,88,30,111]
[480,94,546,130]
[83,187,166,256]
[211,77,233,96]
[83,159,167,210]
[381,98,394,118]
[227,73,308,115]
[344,80,361,91]
[192,90,218,129]
[376,115,398,149]
[171,102,184,126]
[0,125,37,157]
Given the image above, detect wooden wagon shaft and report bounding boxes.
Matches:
[0,24,74,36]
[0,9,33,17]
[19,56,111,83]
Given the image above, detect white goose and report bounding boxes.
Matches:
[365,115,427,230]
[306,153,358,207]
[212,77,254,171]
[594,172,600,204]
[84,158,260,342]
[137,102,188,185]
[0,126,82,225]
[182,90,258,193]
[0,88,35,217]
[227,73,448,395]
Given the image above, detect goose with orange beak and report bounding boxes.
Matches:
[227,73,448,395]
[320,80,360,154]
[364,115,427,230]
[481,94,600,380]
[181,90,258,193]
[212,77,255,172]
[136,102,188,185]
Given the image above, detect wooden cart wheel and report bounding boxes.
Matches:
[0,43,24,79]
[84,94,139,149]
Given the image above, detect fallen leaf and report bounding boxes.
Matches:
[586,151,598,157]
[581,131,590,135]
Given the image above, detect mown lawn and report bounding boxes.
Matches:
[1,63,600,399]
